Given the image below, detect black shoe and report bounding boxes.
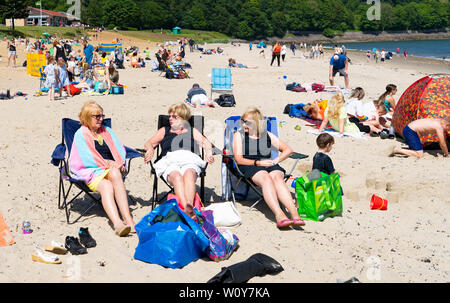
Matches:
[379,130,389,139]
[79,227,97,248]
[370,132,380,137]
[65,236,87,255]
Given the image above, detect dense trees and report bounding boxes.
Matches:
[3,0,449,39]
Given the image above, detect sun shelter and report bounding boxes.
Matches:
[172,27,181,34]
[98,42,123,54]
[392,74,450,146]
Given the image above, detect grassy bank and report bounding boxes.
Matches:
[117,29,230,44]
[0,26,89,39]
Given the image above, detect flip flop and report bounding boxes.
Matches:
[115,225,131,237]
[32,249,62,264]
[276,219,293,229]
[45,241,67,255]
[291,218,306,227]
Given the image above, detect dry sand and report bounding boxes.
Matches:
[0,32,449,283]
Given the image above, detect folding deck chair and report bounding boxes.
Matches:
[210,68,233,100]
[221,116,308,210]
[50,118,142,224]
[136,115,220,210]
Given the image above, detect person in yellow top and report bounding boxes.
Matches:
[318,93,360,135]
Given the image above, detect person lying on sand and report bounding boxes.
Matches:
[228,58,258,69]
[304,99,327,121]
[390,118,450,158]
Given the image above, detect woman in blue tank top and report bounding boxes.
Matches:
[232,107,306,229]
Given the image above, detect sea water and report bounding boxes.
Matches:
[325,39,450,60]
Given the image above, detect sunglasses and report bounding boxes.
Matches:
[241,119,252,126]
[169,114,180,120]
[92,114,105,120]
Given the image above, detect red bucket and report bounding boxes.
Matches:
[370,194,388,210]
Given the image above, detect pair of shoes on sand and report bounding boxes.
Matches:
[32,239,70,264]
[65,227,97,255]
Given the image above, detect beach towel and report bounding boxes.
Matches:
[68,125,126,184]
[307,129,367,140]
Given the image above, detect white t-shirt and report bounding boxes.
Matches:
[346,98,364,119]
[281,45,287,55]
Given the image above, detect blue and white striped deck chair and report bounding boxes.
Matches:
[210,68,233,100]
[221,116,309,210]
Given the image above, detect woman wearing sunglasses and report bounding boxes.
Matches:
[144,103,214,218]
[233,107,306,229]
[69,101,135,237]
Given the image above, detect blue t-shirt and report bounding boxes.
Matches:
[84,44,94,64]
[330,54,347,70]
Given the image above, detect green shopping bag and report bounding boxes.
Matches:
[295,171,343,221]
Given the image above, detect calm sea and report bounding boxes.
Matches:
[325,39,450,60]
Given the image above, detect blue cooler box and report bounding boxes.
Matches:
[110,86,124,94]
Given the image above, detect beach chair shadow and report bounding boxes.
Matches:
[221,116,309,211]
[136,115,221,210]
[210,68,233,100]
[50,118,142,224]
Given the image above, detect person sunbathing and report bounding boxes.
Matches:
[143,103,214,218]
[232,107,306,229]
[304,99,327,121]
[68,101,136,236]
[228,58,258,69]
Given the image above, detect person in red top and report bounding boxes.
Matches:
[270,42,281,66]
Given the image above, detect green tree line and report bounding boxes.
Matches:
[2,0,449,39]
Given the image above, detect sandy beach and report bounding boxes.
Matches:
[0,31,449,283]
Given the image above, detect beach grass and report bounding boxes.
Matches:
[116,29,231,43]
[0,26,88,39]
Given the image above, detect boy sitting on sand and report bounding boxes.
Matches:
[390,118,450,158]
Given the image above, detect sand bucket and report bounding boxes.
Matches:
[370,194,388,210]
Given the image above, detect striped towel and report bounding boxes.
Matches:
[68,125,126,184]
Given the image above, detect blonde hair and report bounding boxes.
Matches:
[168,103,191,121]
[242,107,265,136]
[79,101,104,126]
[327,93,345,121]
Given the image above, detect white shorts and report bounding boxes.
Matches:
[8,51,16,56]
[153,150,206,182]
[191,94,210,105]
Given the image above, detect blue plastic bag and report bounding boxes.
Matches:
[134,200,210,269]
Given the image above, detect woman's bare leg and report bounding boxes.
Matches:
[252,170,289,223]
[96,179,126,230]
[106,168,135,229]
[269,170,300,220]
[182,168,197,214]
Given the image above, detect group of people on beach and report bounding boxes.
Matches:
[38,37,125,100]
[304,84,449,159]
[71,100,311,236]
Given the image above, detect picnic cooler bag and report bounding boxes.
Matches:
[110,85,124,94]
[295,172,343,221]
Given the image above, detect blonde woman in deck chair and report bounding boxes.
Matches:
[232,107,306,229]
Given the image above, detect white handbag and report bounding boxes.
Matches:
[205,201,241,227]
